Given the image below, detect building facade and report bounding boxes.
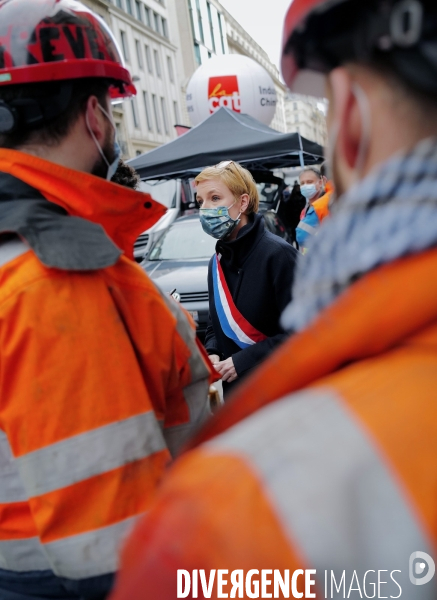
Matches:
[177,0,287,133]
[224,9,287,133]
[82,0,327,154]
[82,0,188,157]
[284,93,328,147]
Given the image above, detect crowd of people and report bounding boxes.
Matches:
[0,0,436,598]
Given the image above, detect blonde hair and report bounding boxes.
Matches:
[194,161,259,214]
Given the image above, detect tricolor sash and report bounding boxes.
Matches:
[212,253,267,349]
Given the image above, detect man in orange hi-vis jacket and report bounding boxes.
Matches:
[110,0,437,599]
[0,1,212,598]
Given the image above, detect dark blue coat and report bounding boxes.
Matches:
[204,213,298,396]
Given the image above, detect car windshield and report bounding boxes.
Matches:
[139,179,177,209]
[148,218,217,261]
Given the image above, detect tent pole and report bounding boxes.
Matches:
[298,133,305,167]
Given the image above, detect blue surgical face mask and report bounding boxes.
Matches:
[86,103,121,181]
[199,201,242,240]
[300,183,318,201]
[107,140,121,181]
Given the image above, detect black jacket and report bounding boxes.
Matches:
[204,213,298,395]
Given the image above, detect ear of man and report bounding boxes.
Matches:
[84,95,110,148]
[328,68,364,172]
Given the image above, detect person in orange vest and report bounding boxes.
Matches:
[0,1,212,598]
[110,0,437,598]
[312,161,334,220]
[296,163,334,252]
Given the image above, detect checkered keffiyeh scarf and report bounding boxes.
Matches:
[281,137,437,332]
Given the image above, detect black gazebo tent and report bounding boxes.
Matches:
[129,107,324,180]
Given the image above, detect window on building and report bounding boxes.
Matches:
[173,101,179,123]
[167,56,174,83]
[152,94,161,133]
[293,102,298,110]
[195,0,204,43]
[154,50,161,77]
[135,40,143,69]
[131,98,139,128]
[144,5,151,26]
[116,0,123,8]
[188,0,198,42]
[218,12,226,53]
[194,42,201,66]
[143,91,153,131]
[145,45,153,73]
[136,150,142,156]
[126,0,133,15]
[153,12,161,34]
[115,122,128,156]
[207,2,216,53]
[161,18,168,38]
[135,0,142,20]
[161,97,169,135]
[120,31,129,62]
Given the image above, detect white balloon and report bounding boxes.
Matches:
[186,54,277,126]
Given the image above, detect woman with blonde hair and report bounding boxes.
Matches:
[195,161,298,397]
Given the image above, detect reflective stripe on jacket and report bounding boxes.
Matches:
[0,150,212,580]
[110,248,437,599]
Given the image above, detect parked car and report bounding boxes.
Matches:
[141,214,216,342]
[134,179,198,262]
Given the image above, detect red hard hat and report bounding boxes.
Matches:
[282,0,437,98]
[281,0,342,96]
[0,0,136,99]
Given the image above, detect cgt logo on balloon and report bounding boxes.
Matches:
[208,76,241,114]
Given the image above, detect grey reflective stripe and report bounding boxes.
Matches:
[297,220,317,235]
[183,377,210,429]
[0,431,28,503]
[16,412,166,498]
[163,379,211,457]
[208,389,436,599]
[0,538,51,572]
[0,237,28,267]
[160,290,210,383]
[44,515,139,579]
[158,290,211,443]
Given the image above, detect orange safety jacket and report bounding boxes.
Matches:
[110,248,437,599]
[312,181,334,223]
[0,150,212,580]
[296,182,333,250]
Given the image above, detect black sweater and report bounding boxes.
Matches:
[204,213,298,395]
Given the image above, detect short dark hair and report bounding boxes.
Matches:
[0,78,111,149]
[111,160,140,190]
